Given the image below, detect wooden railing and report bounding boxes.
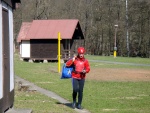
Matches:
[62,50,75,59]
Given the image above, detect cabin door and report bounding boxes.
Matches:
[2,8,10,110]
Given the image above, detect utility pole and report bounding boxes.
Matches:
[114,24,118,58]
[126,0,129,57]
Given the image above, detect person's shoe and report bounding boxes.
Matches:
[72,102,76,109]
[77,104,82,109]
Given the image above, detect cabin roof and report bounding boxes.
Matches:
[17,22,32,42]
[17,19,84,42]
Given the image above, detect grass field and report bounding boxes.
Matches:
[14,54,150,113]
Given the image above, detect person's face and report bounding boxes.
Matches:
[79,53,84,58]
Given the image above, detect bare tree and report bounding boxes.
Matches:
[13,0,150,57]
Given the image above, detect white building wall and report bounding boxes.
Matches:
[19,43,22,55]
[8,5,14,92]
[0,0,3,99]
[21,41,30,58]
[0,1,14,98]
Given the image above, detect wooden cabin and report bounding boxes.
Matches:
[17,19,84,62]
[0,0,21,112]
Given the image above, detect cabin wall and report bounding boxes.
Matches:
[20,38,84,60]
[30,39,64,60]
[20,38,85,60]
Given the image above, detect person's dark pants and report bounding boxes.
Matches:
[72,78,85,105]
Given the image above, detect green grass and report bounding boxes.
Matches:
[84,81,150,113]
[14,53,150,113]
[14,90,76,113]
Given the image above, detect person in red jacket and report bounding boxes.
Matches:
[66,47,90,109]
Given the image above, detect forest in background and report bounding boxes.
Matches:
[13,0,150,58]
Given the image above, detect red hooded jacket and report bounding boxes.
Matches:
[66,56,90,79]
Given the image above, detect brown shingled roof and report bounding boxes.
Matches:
[17,19,84,42]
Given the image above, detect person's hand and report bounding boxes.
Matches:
[72,56,76,62]
[82,69,86,74]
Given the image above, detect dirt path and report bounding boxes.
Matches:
[87,68,150,81]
